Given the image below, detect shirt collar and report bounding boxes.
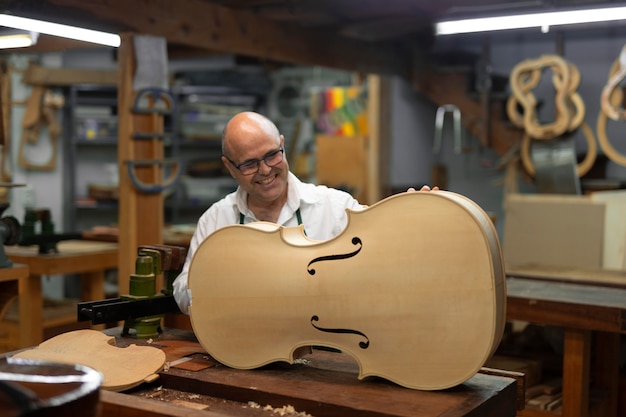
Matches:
[234,172,319,218]
[286,172,319,208]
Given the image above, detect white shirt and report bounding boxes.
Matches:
[172,172,363,314]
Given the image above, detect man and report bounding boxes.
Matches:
[173,111,436,314]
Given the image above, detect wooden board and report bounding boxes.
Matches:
[11,329,165,392]
[316,134,368,203]
[503,193,605,270]
[22,62,117,86]
[506,277,626,332]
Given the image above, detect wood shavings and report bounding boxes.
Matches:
[171,399,209,410]
[142,386,163,399]
[262,403,313,416]
[137,388,315,416]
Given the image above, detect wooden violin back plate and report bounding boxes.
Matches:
[12,329,166,392]
[189,191,506,390]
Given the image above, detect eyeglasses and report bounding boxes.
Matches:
[226,147,284,175]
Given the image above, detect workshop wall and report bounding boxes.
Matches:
[7,54,68,299]
[389,75,518,239]
[390,27,626,239]
[9,26,626,257]
[433,27,626,180]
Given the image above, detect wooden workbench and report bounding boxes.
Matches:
[506,268,626,417]
[4,240,118,348]
[100,327,518,417]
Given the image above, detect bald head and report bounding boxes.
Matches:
[222,112,280,156]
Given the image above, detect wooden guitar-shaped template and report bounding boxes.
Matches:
[188,191,506,390]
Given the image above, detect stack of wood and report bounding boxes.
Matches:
[525,378,563,412]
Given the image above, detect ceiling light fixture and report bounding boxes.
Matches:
[0,32,38,49]
[435,6,626,36]
[0,13,120,47]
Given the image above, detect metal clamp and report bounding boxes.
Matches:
[132,88,175,115]
[433,104,462,155]
[126,159,181,194]
[131,88,175,141]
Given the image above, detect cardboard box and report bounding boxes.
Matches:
[503,193,605,270]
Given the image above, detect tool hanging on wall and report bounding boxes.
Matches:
[507,54,579,140]
[432,104,462,190]
[597,44,626,167]
[600,44,626,121]
[126,88,180,194]
[507,53,596,192]
[18,86,64,170]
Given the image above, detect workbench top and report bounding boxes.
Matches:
[103,327,518,417]
[5,240,118,256]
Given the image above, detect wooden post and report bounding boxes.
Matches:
[592,331,620,417]
[117,33,164,294]
[562,328,590,417]
[366,74,391,204]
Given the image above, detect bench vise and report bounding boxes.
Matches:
[18,208,82,254]
[0,203,21,268]
[77,244,186,339]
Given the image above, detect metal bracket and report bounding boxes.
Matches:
[434,104,462,155]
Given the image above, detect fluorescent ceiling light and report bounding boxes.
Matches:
[0,14,120,47]
[436,6,626,36]
[0,32,37,49]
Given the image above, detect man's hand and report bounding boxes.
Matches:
[407,185,440,192]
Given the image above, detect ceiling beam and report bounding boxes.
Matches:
[32,0,413,78]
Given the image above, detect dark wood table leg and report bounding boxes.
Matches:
[562,328,590,417]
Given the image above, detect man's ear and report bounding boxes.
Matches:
[221,156,236,179]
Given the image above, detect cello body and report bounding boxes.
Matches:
[188,190,506,390]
